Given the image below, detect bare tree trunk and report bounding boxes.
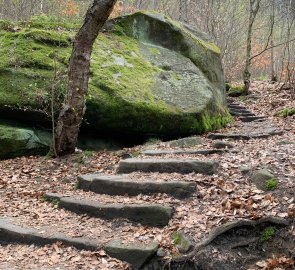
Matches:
[243,0,261,94]
[270,0,277,82]
[54,0,117,156]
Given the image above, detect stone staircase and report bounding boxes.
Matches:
[0,100,287,270]
[227,101,267,123]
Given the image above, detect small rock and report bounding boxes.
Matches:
[156,248,168,257]
[213,141,234,149]
[276,140,294,145]
[104,239,158,269]
[166,136,203,148]
[171,231,194,254]
[240,166,251,174]
[250,169,275,191]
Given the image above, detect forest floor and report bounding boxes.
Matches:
[0,81,294,270]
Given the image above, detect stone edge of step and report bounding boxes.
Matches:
[77,174,197,198]
[0,218,100,251]
[44,193,174,227]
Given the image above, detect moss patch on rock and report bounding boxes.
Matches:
[275,107,295,118]
[228,85,247,97]
[0,12,230,137]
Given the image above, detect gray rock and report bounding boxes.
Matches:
[117,158,219,175]
[156,248,168,257]
[276,140,294,145]
[44,193,173,227]
[104,239,158,269]
[0,11,229,137]
[240,166,251,175]
[78,174,196,198]
[0,123,49,159]
[212,141,234,149]
[250,169,275,191]
[165,136,203,148]
[171,231,194,254]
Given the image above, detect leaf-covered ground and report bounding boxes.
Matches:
[0,81,294,270]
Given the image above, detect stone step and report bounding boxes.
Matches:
[78,174,196,198]
[230,111,256,117]
[228,104,248,110]
[117,158,218,175]
[0,218,160,269]
[104,239,158,269]
[44,193,173,227]
[212,141,234,149]
[239,116,266,122]
[230,108,253,114]
[208,131,282,140]
[0,218,99,250]
[142,149,226,156]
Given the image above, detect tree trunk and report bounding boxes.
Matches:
[243,0,261,94]
[54,0,117,156]
[270,0,277,82]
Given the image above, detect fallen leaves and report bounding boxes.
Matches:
[255,256,294,270]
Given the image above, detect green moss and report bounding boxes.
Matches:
[225,83,232,91]
[149,47,161,55]
[276,107,295,118]
[228,85,247,97]
[27,14,80,30]
[0,20,15,31]
[0,26,70,112]
[171,231,192,253]
[261,226,275,242]
[21,29,71,47]
[0,14,229,137]
[266,178,278,190]
[145,137,161,145]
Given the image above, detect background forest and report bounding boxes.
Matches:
[0,0,294,83]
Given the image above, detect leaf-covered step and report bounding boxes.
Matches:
[0,218,99,250]
[78,174,196,198]
[142,149,226,156]
[117,158,218,175]
[44,193,173,227]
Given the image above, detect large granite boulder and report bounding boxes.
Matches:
[0,12,230,137]
[0,124,49,159]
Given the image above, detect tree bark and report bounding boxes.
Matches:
[54,0,117,156]
[243,0,261,94]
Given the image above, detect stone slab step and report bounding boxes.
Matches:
[142,149,226,156]
[44,193,173,227]
[227,103,246,109]
[104,239,158,269]
[239,116,266,122]
[230,111,256,117]
[0,219,159,269]
[0,218,99,250]
[208,131,282,140]
[117,158,218,175]
[78,174,196,198]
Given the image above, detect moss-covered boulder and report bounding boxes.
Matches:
[0,124,49,159]
[228,85,247,97]
[0,12,230,137]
